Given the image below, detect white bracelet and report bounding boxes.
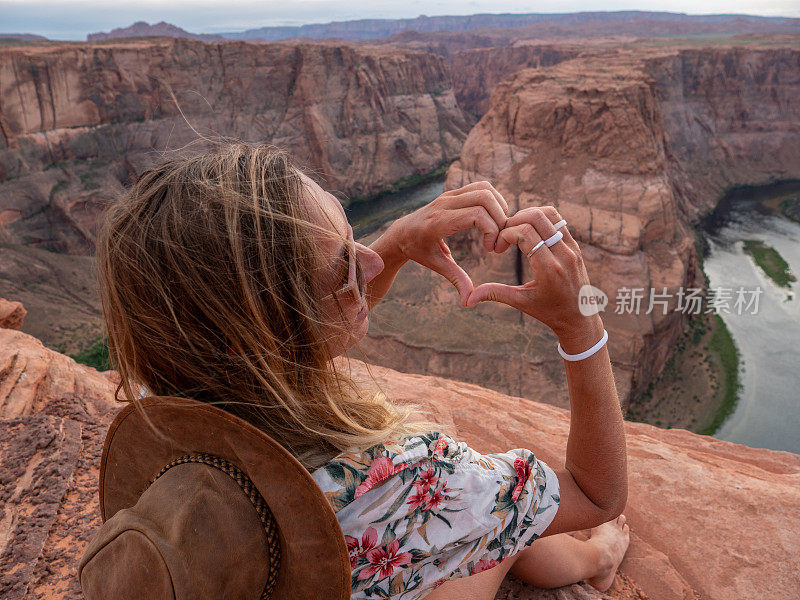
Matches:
[557,329,609,361]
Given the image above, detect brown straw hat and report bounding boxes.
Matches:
[78,396,351,600]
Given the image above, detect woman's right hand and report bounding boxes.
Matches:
[389,180,509,306]
[465,206,604,351]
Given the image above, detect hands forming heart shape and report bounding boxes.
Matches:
[391,180,599,344]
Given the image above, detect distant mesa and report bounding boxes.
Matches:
[0,33,48,41]
[87,11,800,43]
[87,21,225,42]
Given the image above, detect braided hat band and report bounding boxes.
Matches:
[151,453,282,599]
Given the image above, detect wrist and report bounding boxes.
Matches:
[554,315,605,354]
[371,222,410,268]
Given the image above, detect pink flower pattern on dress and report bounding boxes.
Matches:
[407,489,429,511]
[412,468,440,493]
[354,456,409,499]
[407,479,451,513]
[512,457,533,502]
[345,527,378,568]
[357,540,413,580]
[471,558,500,574]
[311,431,561,600]
[423,482,451,512]
[429,434,450,457]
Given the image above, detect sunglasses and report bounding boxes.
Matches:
[321,224,365,306]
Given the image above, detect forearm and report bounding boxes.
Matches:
[559,316,628,517]
[364,223,408,310]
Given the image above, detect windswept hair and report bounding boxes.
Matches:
[97,142,417,469]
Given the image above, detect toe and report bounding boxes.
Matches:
[617,514,626,526]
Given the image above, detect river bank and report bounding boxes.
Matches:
[626,310,741,435]
[630,180,800,452]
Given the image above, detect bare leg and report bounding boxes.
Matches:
[511,515,630,592]
[423,516,630,600]
[422,557,518,600]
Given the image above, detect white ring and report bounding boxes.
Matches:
[544,230,563,247]
[554,219,567,229]
[526,240,545,258]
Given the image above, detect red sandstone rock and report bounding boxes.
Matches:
[2,317,798,599]
[442,54,699,403]
[366,45,800,403]
[0,319,120,599]
[0,327,117,418]
[0,39,469,253]
[343,359,800,600]
[448,43,580,119]
[0,298,26,329]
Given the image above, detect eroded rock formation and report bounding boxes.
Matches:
[365,44,800,403]
[0,38,469,253]
[3,36,800,414]
[0,298,26,329]
[449,43,581,119]
[1,301,798,599]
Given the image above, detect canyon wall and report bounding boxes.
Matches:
[646,47,800,218]
[364,45,800,403]
[3,36,799,408]
[449,43,581,119]
[2,300,799,600]
[0,38,469,254]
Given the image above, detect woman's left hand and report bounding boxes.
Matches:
[390,181,509,306]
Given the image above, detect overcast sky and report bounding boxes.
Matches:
[2,0,798,40]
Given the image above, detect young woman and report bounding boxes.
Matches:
[98,143,629,599]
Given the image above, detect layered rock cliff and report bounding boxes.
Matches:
[448,43,581,119]
[2,300,798,600]
[364,44,800,403]
[646,47,800,217]
[3,36,800,412]
[0,38,469,254]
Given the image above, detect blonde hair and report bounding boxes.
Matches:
[97,142,419,469]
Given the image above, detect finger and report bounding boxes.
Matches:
[500,224,561,278]
[444,189,508,231]
[558,223,581,254]
[427,239,474,306]
[505,207,573,261]
[494,222,541,254]
[507,205,564,227]
[509,206,580,253]
[447,205,501,252]
[539,206,581,254]
[443,180,509,215]
[465,281,537,310]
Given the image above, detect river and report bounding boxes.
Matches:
[701,182,800,453]
[347,179,445,238]
[349,178,800,454]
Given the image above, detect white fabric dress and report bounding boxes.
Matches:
[311,431,561,600]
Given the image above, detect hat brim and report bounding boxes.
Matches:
[100,396,351,600]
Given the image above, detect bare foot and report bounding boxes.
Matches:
[585,514,630,592]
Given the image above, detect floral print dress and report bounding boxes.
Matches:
[310,431,561,600]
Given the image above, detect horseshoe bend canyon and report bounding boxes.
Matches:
[1,23,800,600]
